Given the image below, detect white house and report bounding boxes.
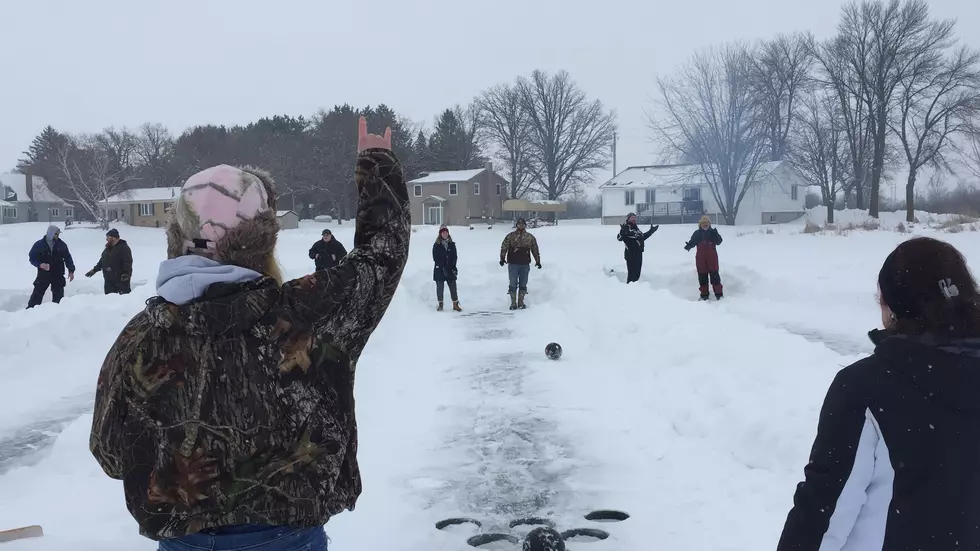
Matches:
[599,161,807,226]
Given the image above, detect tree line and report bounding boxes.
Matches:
[649,0,980,223]
[15,70,617,224]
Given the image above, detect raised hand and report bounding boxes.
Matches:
[357,116,392,153]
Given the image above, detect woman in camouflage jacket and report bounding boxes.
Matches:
[89,118,410,551]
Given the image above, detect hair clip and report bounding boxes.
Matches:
[938,278,960,299]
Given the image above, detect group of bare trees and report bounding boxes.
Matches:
[651,0,980,224]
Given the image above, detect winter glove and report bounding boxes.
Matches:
[452,267,459,277]
[85,270,95,278]
[651,225,660,232]
[536,262,542,269]
[499,259,506,267]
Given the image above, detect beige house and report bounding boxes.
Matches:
[408,162,509,226]
[102,187,181,228]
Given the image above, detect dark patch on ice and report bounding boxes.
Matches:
[467,533,519,548]
[0,392,93,474]
[584,509,629,522]
[560,528,609,542]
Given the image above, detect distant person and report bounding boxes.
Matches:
[26,225,75,308]
[777,236,980,551]
[432,224,461,311]
[683,215,723,300]
[617,212,659,283]
[89,117,410,551]
[85,228,133,294]
[308,228,348,271]
[499,217,541,310]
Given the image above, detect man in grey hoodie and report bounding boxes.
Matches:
[27,225,75,308]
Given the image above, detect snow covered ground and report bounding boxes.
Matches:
[0,215,978,550]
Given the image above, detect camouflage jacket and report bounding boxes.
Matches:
[89,148,410,540]
[499,230,540,265]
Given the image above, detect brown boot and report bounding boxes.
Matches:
[437,301,444,311]
[517,290,527,309]
[452,301,462,312]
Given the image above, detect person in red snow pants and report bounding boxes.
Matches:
[683,215,723,300]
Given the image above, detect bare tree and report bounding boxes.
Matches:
[517,70,616,200]
[477,83,534,199]
[790,90,852,223]
[650,44,771,225]
[892,45,980,221]
[835,0,956,217]
[750,33,815,161]
[55,134,141,229]
[966,126,980,180]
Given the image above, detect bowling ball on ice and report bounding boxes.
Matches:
[545,342,562,360]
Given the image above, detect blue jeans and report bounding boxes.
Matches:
[159,525,328,551]
[508,263,530,293]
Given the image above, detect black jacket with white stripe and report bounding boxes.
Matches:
[777,329,980,551]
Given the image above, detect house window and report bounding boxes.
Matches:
[474,182,480,195]
[496,184,501,195]
[2,207,16,218]
[65,208,73,218]
[683,188,701,201]
[624,190,635,206]
[449,183,458,196]
[139,203,154,216]
[791,185,798,201]
[645,189,655,204]
[413,185,422,197]
[50,208,60,217]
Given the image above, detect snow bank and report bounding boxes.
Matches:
[801,206,958,227]
[1,219,979,550]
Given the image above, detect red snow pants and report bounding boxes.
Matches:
[695,241,722,297]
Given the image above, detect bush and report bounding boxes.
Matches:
[803,220,821,234]
[896,222,907,233]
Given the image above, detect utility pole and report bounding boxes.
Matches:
[612,131,617,177]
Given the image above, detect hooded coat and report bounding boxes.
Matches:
[89,148,411,540]
[777,329,980,551]
[432,232,458,282]
[29,225,75,282]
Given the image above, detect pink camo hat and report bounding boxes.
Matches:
[173,165,272,254]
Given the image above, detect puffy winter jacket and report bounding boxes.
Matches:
[89,148,411,540]
[92,240,133,283]
[29,236,75,282]
[499,230,540,265]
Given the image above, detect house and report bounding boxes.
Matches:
[276,210,299,230]
[0,173,74,225]
[408,162,509,226]
[599,161,807,226]
[102,187,181,228]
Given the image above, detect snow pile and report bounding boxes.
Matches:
[801,206,958,227]
[0,220,978,550]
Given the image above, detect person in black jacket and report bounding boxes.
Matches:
[616,212,658,283]
[26,225,75,308]
[85,228,134,294]
[683,215,723,300]
[308,228,348,271]
[432,225,461,311]
[777,236,980,551]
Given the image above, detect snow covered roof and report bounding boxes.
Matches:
[423,195,447,202]
[276,210,297,217]
[103,187,181,204]
[408,169,485,185]
[0,173,68,204]
[0,200,13,208]
[600,162,783,190]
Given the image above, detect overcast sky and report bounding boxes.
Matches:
[1,0,977,187]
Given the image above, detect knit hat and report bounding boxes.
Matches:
[106,228,120,238]
[165,164,279,274]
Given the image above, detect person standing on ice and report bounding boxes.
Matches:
[308,228,347,271]
[617,212,658,283]
[84,228,134,295]
[26,224,75,308]
[777,236,980,551]
[683,215,723,300]
[89,117,410,551]
[499,217,541,310]
[432,224,461,311]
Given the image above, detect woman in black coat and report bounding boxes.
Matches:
[432,225,461,311]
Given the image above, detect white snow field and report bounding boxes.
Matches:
[0,212,978,550]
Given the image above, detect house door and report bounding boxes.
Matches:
[427,206,443,225]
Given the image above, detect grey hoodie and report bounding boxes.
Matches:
[44,225,59,249]
[156,255,263,306]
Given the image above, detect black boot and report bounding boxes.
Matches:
[518,290,527,309]
[509,291,518,310]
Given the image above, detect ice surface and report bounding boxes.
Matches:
[0,216,977,550]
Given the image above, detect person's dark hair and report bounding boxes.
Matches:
[878,236,980,338]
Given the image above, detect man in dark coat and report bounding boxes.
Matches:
[309,228,348,271]
[27,224,75,308]
[684,215,723,300]
[85,228,134,294]
[617,212,659,283]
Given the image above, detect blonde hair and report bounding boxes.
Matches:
[699,215,711,226]
[264,254,285,285]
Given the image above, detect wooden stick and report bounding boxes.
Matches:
[0,525,44,543]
